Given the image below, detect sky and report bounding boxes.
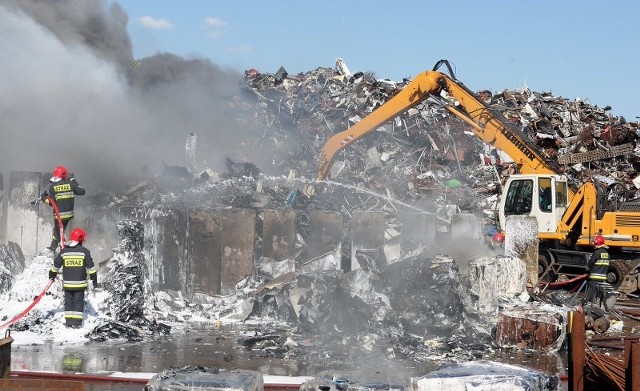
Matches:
[114,0,639,120]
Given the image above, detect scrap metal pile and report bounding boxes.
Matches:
[110,59,640,248]
[80,61,640,354]
[301,363,559,391]
[233,60,640,227]
[218,254,494,367]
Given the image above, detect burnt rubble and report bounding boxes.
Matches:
[4,60,636,372]
[107,59,639,249]
[236,60,640,229]
[75,59,640,350]
[237,255,492,365]
[88,220,171,342]
[0,242,24,293]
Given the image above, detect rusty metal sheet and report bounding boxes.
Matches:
[220,209,255,294]
[306,211,342,261]
[557,142,633,164]
[0,331,12,379]
[188,209,222,296]
[150,209,187,292]
[495,310,563,351]
[262,210,296,261]
[351,211,385,271]
[0,379,83,390]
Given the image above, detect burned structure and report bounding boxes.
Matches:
[0,58,639,389]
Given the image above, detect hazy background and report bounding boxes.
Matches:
[0,0,255,193]
[3,0,639,194]
[117,0,639,121]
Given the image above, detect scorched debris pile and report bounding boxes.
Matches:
[234,61,640,227]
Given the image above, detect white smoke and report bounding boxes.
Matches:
[0,1,250,193]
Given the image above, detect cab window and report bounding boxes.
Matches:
[555,181,568,207]
[539,177,552,213]
[504,179,533,216]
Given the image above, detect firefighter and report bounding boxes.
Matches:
[49,228,97,328]
[585,233,609,313]
[39,165,86,251]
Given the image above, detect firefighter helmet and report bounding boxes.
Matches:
[70,228,86,243]
[53,165,68,179]
[592,234,605,247]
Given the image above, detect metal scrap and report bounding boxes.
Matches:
[234,58,640,238]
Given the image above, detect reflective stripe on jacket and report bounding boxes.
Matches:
[43,178,86,219]
[588,246,609,281]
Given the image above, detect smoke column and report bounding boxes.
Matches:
[0,0,251,192]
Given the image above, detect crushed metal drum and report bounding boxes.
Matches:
[495,308,566,351]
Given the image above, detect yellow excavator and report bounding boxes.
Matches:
[313,59,640,292]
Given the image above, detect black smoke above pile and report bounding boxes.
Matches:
[1,0,132,70]
[0,0,252,193]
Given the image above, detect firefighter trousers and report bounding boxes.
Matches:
[64,288,85,327]
[51,219,71,250]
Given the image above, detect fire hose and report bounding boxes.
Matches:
[0,279,55,330]
[46,195,66,250]
[0,197,67,330]
[539,273,588,288]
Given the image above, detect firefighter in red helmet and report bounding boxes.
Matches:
[585,233,609,314]
[39,165,86,251]
[49,228,97,328]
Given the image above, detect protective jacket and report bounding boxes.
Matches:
[41,177,86,220]
[50,243,97,290]
[588,245,610,282]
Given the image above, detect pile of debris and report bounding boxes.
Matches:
[112,59,640,247]
[235,60,640,227]
[221,254,494,366]
[88,220,171,342]
[0,242,24,293]
[144,366,263,391]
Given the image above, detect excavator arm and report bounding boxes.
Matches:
[316,60,572,196]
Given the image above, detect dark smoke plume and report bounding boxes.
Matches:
[0,0,252,193]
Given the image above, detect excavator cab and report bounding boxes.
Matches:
[499,174,569,233]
